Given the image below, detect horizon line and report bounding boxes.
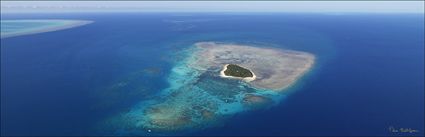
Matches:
[1,1,424,13]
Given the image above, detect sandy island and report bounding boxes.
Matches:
[220,64,257,82]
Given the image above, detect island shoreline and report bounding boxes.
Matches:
[219,64,257,82]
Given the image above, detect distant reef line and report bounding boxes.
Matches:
[1,19,93,38]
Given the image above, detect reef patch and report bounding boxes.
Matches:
[108,42,315,134]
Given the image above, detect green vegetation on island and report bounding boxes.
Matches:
[223,64,254,78]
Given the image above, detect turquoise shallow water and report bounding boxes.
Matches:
[108,44,291,135]
[1,20,91,38]
[1,13,423,136]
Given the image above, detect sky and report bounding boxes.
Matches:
[1,1,424,13]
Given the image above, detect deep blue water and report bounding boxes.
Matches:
[1,13,424,136]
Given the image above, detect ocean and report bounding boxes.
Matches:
[1,13,424,136]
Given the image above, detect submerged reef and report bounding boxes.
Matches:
[1,20,93,38]
[110,42,315,134]
[194,42,315,91]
